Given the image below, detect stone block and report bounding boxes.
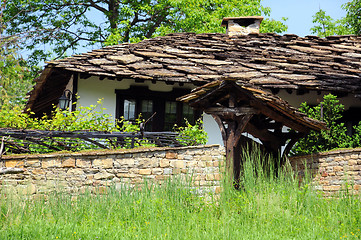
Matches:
[160,159,170,168]
[5,160,24,168]
[114,159,135,168]
[26,159,41,167]
[326,157,334,162]
[155,175,169,180]
[171,160,185,169]
[154,152,165,158]
[184,155,193,160]
[198,161,206,168]
[42,159,61,168]
[354,165,361,171]
[76,159,91,168]
[32,169,45,175]
[206,174,214,181]
[201,155,212,161]
[166,152,178,159]
[116,173,136,178]
[333,166,343,172]
[152,168,163,175]
[67,168,84,175]
[214,173,221,181]
[163,168,172,175]
[139,169,151,175]
[323,185,341,191]
[93,158,113,169]
[94,171,114,180]
[187,161,197,167]
[351,154,359,159]
[330,179,343,185]
[206,161,213,167]
[62,158,75,168]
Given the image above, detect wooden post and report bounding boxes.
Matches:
[212,113,253,187]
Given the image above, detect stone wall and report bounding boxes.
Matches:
[289,148,361,195]
[0,145,225,195]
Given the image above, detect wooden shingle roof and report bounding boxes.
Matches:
[27,32,361,114]
[178,80,327,132]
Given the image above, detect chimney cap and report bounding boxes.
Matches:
[221,16,264,27]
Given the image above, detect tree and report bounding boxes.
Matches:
[344,0,361,35]
[310,0,361,37]
[2,0,287,63]
[0,2,35,107]
[310,9,351,37]
[291,94,353,156]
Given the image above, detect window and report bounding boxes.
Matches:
[123,99,136,120]
[116,87,200,132]
[164,101,177,131]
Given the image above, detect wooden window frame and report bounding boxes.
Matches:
[115,86,200,131]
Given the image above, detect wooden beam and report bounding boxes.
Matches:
[249,100,310,133]
[281,132,307,159]
[233,114,254,148]
[245,122,286,145]
[205,107,259,116]
[211,114,227,146]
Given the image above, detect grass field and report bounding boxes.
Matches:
[1,149,360,240]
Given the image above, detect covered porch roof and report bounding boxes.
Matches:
[178,79,326,183]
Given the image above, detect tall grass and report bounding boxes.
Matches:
[1,148,360,239]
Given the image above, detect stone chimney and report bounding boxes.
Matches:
[221,16,264,36]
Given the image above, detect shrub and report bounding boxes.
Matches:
[292,94,357,155]
[174,118,208,146]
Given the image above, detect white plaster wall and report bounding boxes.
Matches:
[277,90,361,110]
[77,76,194,118]
[203,114,223,145]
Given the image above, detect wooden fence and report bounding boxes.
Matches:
[0,129,191,155]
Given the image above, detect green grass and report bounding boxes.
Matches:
[1,148,360,240]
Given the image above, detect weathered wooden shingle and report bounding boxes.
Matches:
[28,32,361,114]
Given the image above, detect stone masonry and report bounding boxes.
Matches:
[289,148,361,195]
[0,145,225,195]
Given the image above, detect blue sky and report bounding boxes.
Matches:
[263,0,349,36]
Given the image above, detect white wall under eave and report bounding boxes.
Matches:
[277,90,361,110]
[76,76,195,119]
[203,114,223,145]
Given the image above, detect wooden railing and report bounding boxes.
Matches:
[0,129,190,155]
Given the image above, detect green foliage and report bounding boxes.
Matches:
[2,0,287,63]
[310,1,361,37]
[175,118,208,146]
[155,0,287,37]
[344,0,361,35]
[310,9,351,37]
[0,100,208,153]
[0,99,158,153]
[0,3,37,107]
[0,99,116,132]
[292,94,355,155]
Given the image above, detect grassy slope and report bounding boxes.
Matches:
[0,150,360,240]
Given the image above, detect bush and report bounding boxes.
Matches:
[292,94,359,155]
[174,118,208,146]
[0,101,208,153]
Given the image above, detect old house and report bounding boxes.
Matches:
[26,16,361,146]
